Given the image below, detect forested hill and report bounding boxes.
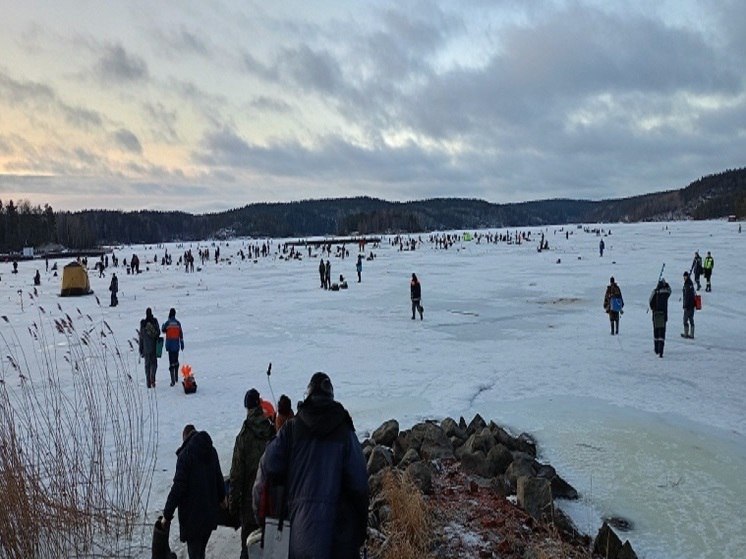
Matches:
[2,168,745,251]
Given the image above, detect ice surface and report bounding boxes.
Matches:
[1,220,744,558]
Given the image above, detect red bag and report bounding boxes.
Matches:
[694,294,702,310]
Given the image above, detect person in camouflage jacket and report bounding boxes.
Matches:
[230,388,275,559]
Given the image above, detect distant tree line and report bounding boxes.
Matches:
[1,168,744,253]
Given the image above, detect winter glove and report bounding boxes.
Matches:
[159,516,170,529]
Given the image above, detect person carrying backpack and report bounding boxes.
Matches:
[603,277,624,335]
[139,307,160,388]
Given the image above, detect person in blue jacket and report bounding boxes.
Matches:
[162,308,185,387]
[161,424,225,559]
[253,372,369,559]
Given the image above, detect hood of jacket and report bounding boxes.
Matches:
[296,397,354,438]
[243,407,275,439]
[176,430,215,463]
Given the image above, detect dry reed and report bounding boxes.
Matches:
[0,294,157,558]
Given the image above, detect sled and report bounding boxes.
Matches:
[694,294,702,310]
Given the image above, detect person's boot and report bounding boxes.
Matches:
[682,324,689,338]
[659,342,664,357]
[689,324,695,339]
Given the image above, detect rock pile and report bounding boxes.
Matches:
[363,414,638,559]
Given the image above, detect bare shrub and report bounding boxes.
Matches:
[0,299,157,558]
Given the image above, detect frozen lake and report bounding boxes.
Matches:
[1,219,744,558]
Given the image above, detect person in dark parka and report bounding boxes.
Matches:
[649,278,672,357]
[253,372,369,559]
[162,424,225,559]
[139,307,160,388]
[682,271,696,339]
[230,389,275,559]
[109,273,118,307]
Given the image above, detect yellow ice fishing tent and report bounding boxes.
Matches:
[60,261,93,297]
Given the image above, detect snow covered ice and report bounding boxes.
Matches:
[1,220,744,559]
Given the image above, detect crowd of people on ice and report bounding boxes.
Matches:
[603,249,715,357]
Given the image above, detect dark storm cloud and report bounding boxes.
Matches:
[395,6,742,141]
[0,71,104,131]
[278,45,345,95]
[153,26,211,58]
[94,44,148,84]
[0,71,55,103]
[144,102,179,142]
[249,96,292,113]
[113,128,143,154]
[197,127,469,185]
[60,103,103,129]
[241,51,279,81]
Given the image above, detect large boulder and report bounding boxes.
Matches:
[460,450,490,478]
[441,417,468,441]
[408,421,454,460]
[593,522,638,559]
[536,464,578,500]
[489,422,537,457]
[486,444,513,476]
[367,445,394,476]
[466,413,487,435]
[505,454,538,491]
[406,461,433,494]
[398,447,421,469]
[372,419,399,447]
[517,476,553,521]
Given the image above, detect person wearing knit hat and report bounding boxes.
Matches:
[243,388,260,410]
[231,388,274,559]
[253,372,368,558]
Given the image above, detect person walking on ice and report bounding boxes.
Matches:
[703,251,714,292]
[109,273,118,307]
[690,251,703,291]
[162,308,185,387]
[603,276,623,335]
[252,372,369,559]
[161,424,225,559]
[682,271,696,339]
[139,307,160,388]
[318,258,326,289]
[410,273,424,320]
[356,253,363,283]
[649,277,672,357]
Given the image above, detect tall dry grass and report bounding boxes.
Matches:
[0,295,157,558]
[376,470,432,559]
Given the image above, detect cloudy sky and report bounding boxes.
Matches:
[0,1,744,213]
